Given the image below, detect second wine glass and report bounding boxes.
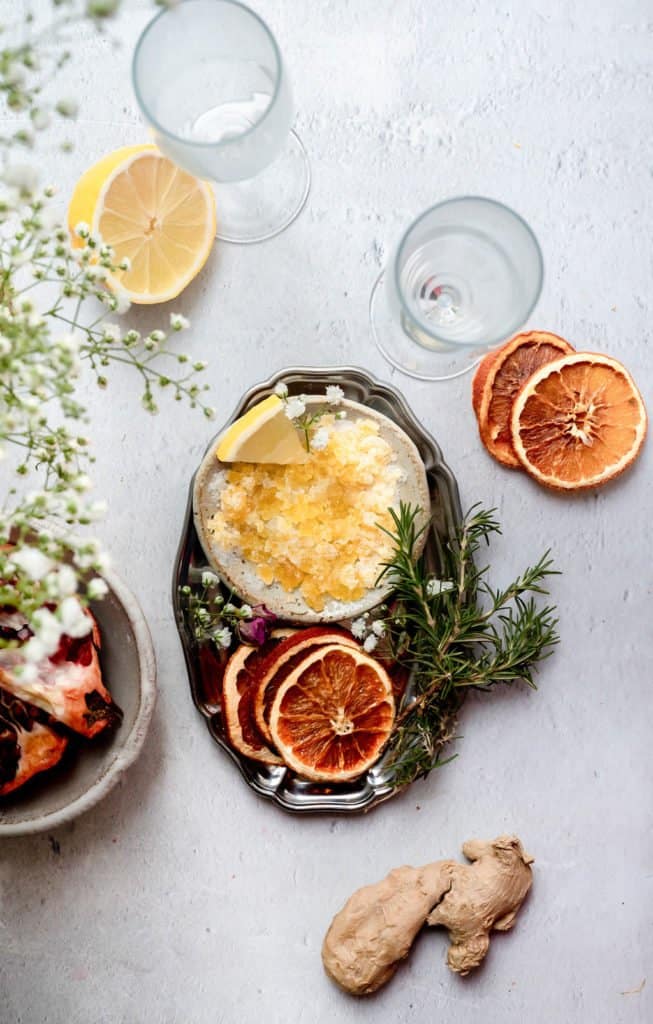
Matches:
[370,197,544,381]
[132,0,310,244]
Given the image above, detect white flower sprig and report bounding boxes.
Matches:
[0,2,215,647]
[350,612,387,654]
[273,382,346,453]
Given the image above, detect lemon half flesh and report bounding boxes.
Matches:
[68,144,216,304]
[216,396,308,464]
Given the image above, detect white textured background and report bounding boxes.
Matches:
[1,1,652,1022]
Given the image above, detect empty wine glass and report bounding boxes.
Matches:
[132,0,310,244]
[370,197,543,381]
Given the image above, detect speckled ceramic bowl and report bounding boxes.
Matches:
[0,568,156,837]
[193,395,431,623]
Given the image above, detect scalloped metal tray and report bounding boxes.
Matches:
[172,366,462,814]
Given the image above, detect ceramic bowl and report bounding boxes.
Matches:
[0,568,156,837]
[193,396,431,623]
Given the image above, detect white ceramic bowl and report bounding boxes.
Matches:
[0,568,156,837]
[193,397,431,623]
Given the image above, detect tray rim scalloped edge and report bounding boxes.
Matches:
[172,364,462,815]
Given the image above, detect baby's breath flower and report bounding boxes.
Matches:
[213,626,232,649]
[311,426,329,451]
[350,616,368,640]
[426,577,455,597]
[58,596,92,638]
[3,163,39,195]
[284,396,306,420]
[87,577,109,600]
[74,221,90,239]
[10,547,54,580]
[31,108,51,132]
[201,570,220,586]
[55,97,79,118]
[325,384,344,405]
[274,381,289,399]
[363,634,379,653]
[170,313,190,331]
[102,323,121,342]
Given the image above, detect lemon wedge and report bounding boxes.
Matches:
[68,144,216,305]
[216,396,308,464]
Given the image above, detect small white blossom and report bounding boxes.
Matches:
[350,616,368,640]
[31,108,51,132]
[11,547,54,580]
[201,570,220,587]
[335,410,348,420]
[102,323,121,342]
[371,620,386,637]
[213,626,232,649]
[238,604,253,619]
[58,596,92,638]
[55,565,78,598]
[55,98,79,119]
[170,313,190,331]
[3,163,39,195]
[118,256,131,272]
[284,396,306,420]
[87,499,108,521]
[311,427,329,451]
[87,577,109,600]
[32,607,64,649]
[73,474,92,492]
[274,382,288,399]
[426,578,455,597]
[112,285,131,315]
[23,636,49,663]
[363,634,378,653]
[325,384,344,405]
[5,65,26,88]
[74,222,90,239]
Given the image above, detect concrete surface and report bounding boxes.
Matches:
[1,1,652,1022]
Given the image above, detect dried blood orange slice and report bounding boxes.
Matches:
[269,644,395,783]
[253,627,359,746]
[511,352,647,490]
[221,629,296,765]
[474,331,574,467]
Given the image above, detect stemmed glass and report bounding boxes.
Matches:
[370,197,543,381]
[132,0,310,244]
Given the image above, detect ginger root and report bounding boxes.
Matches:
[322,835,533,995]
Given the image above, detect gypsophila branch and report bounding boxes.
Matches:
[0,2,214,651]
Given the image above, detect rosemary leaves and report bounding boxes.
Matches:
[377,503,560,788]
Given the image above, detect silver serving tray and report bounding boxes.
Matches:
[172,366,462,814]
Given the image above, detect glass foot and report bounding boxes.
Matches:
[370,269,488,381]
[214,129,310,244]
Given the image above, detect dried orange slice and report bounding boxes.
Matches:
[253,627,359,745]
[511,352,647,490]
[269,644,395,782]
[221,629,295,765]
[474,331,574,467]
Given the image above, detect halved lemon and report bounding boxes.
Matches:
[216,395,308,464]
[269,644,395,782]
[68,144,216,304]
[511,351,647,490]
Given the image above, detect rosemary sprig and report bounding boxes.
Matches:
[376,503,560,787]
